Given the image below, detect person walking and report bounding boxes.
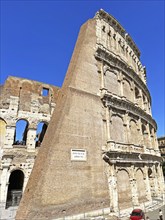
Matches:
[159,209,163,220]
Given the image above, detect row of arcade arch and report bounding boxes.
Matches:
[0,118,48,148]
[5,166,158,209]
[6,170,24,208]
[13,119,48,147]
[116,166,160,210]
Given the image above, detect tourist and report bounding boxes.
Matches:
[159,209,163,220]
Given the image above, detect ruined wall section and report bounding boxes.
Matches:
[0,76,59,149]
[0,76,60,214]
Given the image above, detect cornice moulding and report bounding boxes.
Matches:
[95,46,151,104]
[102,93,157,130]
[95,9,140,57]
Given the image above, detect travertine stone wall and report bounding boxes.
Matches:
[15,9,164,220]
[0,76,59,218]
[158,136,165,158]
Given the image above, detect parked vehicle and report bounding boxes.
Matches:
[130,209,145,220]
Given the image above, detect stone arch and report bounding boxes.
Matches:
[110,114,125,143]
[35,121,48,147]
[141,123,148,146]
[117,169,132,209]
[0,118,7,147]
[135,168,147,202]
[134,86,141,106]
[13,119,29,145]
[104,69,119,95]
[6,169,24,208]
[122,78,132,101]
[148,167,155,196]
[149,125,154,148]
[142,94,148,111]
[129,119,140,145]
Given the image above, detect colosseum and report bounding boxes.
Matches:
[0,76,60,218]
[0,9,164,220]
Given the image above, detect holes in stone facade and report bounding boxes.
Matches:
[13,119,29,146]
[6,170,24,208]
[102,25,105,32]
[35,122,48,147]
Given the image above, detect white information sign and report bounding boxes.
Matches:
[71,149,87,161]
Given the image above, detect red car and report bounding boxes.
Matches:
[130,209,145,220]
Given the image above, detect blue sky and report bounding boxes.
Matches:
[1,0,165,137]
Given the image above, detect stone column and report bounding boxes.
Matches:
[129,165,139,206]
[154,133,159,152]
[130,80,134,102]
[101,62,106,90]
[0,158,12,209]
[117,71,123,97]
[144,165,152,201]
[146,123,151,149]
[139,89,143,109]
[106,107,111,142]
[152,165,159,197]
[150,128,155,151]
[107,164,118,213]
[4,125,15,148]
[137,118,144,149]
[26,128,36,151]
[123,112,129,143]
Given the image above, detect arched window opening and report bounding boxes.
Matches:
[129,120,140,145]
[6,170,24,208]
[142,124,147,135]
[110,115,125,143]
[13,119,28,145]
[123,79,133,101]
[35,122,48,147]
[136,169,147,202]
[135,87,139,99]
[143,95,148,111]
[135,87,141,106]
[142,124,148,147]
[117,169,132,209]
[148,168,153,178]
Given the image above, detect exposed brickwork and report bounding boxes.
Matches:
[0,76,60,219]
[15,10,164,220]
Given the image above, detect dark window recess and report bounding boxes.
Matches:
[42,88,49,96]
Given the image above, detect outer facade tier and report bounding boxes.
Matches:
[16,9,164,219]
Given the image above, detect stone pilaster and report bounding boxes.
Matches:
[144,165,152,201]
[4,126,15,148]
[152,165,159,197]
[129,165,139,206]
[107,164,118,213]
[106,107,111,141]
[0,158,12,209]
[26,128,36,150]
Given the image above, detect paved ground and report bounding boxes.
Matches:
[145,205,165,220]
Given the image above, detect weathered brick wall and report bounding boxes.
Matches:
[0,76,60,219]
